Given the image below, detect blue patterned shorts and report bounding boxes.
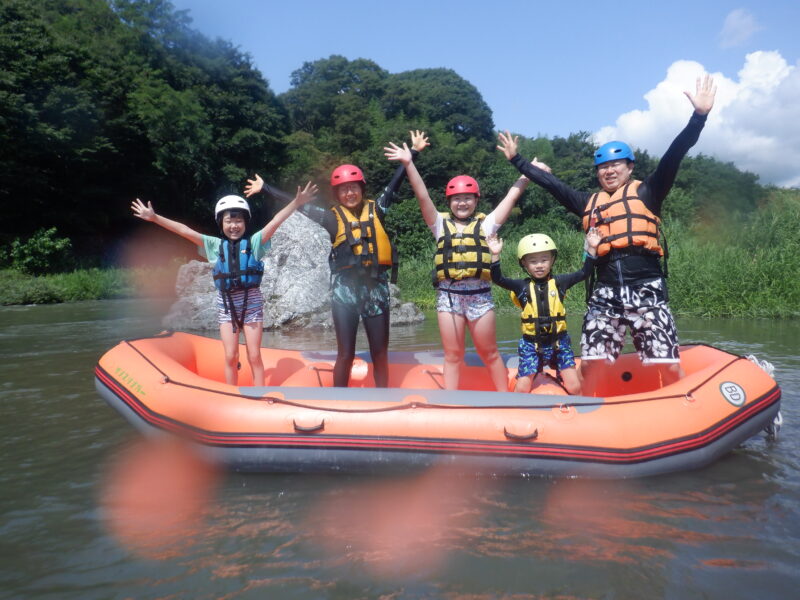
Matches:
[517,333,576,378]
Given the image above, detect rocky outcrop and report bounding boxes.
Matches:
[162,212,424,331]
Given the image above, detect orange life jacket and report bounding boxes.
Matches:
[582,180,663,257]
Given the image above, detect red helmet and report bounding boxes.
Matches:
[330,164,366,187]
[445,175,480,198]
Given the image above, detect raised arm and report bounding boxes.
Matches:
[684,74,716,116]
[257,181,318,241]
[374,130,428,213]
[498,130,589,216]
[490,172,529,226]
[131,199,203,246]
[384,140,438,228]
[645,75,717,210]
[244,173,295,203]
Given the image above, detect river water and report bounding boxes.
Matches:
[1,299,798,599]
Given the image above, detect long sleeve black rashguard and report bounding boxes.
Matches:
[258,151,418,241]
[508,113,707,286]
[490,255,596,309]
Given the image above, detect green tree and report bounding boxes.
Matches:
[281,55,388,155]
[0,0,288,254]
[383,68,495,143]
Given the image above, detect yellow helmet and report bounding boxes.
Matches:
[517,234,557,259]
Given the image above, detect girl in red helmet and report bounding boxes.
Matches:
[131,184,316,386]
[244,131,428,387]
[385,138,531,392]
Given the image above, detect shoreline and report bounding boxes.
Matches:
[2,266,797,319]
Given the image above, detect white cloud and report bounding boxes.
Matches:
[595,51,800,188]
[719,8,762,48]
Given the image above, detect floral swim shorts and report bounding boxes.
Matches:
[436,279,495,322]
[581,279,680,364]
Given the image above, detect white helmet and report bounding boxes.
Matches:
[214,195,251,222]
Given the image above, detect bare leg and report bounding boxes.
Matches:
[219,322,240,385]
[437,311,467,390]
[514,374,533,393]
[467,310,508,392]
[242,321,264,386]
[559,366,581,395]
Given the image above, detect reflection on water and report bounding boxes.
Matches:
[0,299,798,599]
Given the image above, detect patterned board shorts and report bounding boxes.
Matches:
[217,287,264,330]
[581,279,680,364]
[331,270,390,319]
[436,279,495,321]
[517,333,577,378]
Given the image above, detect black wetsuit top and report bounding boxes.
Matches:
[490,255,596,311]
[509,113,707,287]
[259,150,418,242]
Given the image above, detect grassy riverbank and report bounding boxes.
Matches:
[3,192,798,318]
[398,190,800,319]
[0,268,132,305]
[0,266,182,306]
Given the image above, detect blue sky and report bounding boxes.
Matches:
[170,0,800,187]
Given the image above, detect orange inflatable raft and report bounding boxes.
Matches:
[95,331,781,478]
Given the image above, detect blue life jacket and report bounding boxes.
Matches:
[212,237,264,292]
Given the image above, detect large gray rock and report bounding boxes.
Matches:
[162,212,424,331]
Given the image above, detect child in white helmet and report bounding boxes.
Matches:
[486,229,600,394]
[131,182,316,386]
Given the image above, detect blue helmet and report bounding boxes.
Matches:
[594,141,635,166]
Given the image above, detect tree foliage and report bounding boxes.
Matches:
[0,0,287,254]
[383,68,495,143]
[0,0,778,269]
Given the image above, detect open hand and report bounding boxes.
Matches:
[585,227,602,256]
[530,157,552,173]
[294,181,318,206]
[244,173,264,198]
[486,232,504,256]
[131,198,155,221]
[410,130,430,152]
[497,130,519,160]
[384,141,412,165]
[684,74,716,116]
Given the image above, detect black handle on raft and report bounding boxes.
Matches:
[293,419,325,433]
[503,427,538,442]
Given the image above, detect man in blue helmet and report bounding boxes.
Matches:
[497,75,716,393]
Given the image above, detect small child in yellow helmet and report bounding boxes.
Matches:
[486,229,601,394]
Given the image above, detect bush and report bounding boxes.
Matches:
[10,228,75,275]
[0,270,64,304]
